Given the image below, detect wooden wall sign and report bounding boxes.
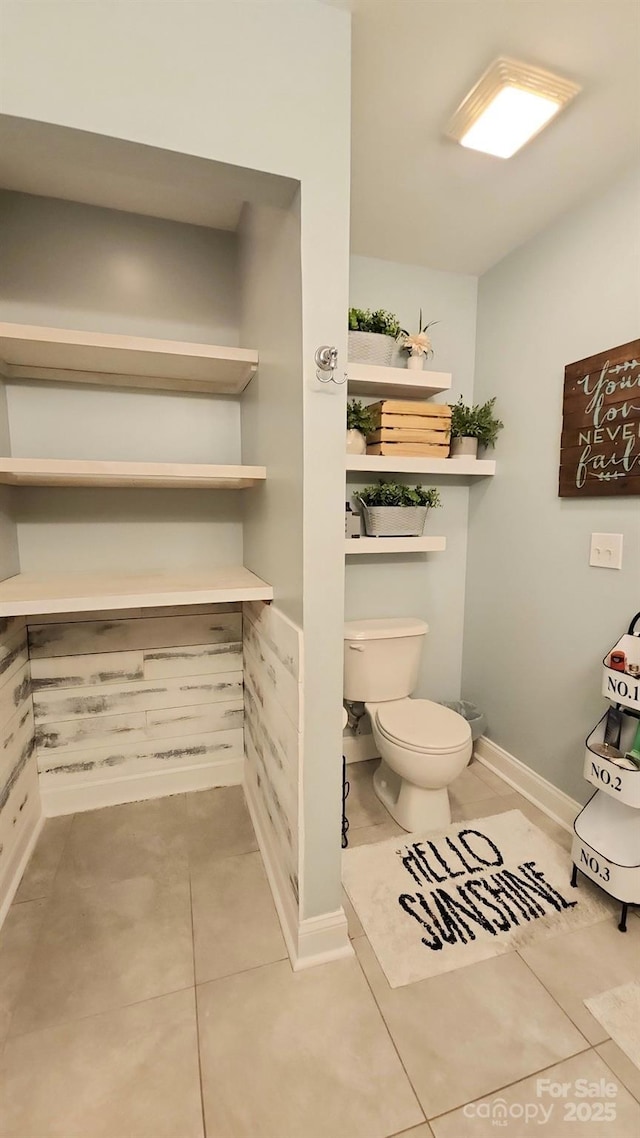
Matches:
[560,339,640,497]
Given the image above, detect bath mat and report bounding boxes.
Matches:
[343,809,614,988]
[584,981,640,1071]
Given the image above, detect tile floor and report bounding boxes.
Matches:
[0,759,638,1137]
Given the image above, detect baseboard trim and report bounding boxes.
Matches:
[293,908,353,971]
[0,799,44,930]
[474,735,580,831]
[40,757,244,816]
[343,732,379,765]
[244,775,352,971]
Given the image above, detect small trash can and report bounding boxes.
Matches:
[440,700,485,741]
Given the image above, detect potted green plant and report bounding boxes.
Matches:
[348,308,402,367]
[397,310,439,371]
[346,399,377,455]
[356,480,441,537]
[449,396,504,458]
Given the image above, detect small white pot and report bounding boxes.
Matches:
[450,436,478,459]
[346,428,367,455]
[406,354,425,371]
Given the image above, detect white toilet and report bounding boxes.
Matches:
[344,617,472,832]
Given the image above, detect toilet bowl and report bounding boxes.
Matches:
[344,618,473,832]
[367,698,472,831]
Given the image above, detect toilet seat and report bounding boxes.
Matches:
[374,698,471,755]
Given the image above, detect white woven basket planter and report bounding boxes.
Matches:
[348,331,395,366]
[359,504,429,537]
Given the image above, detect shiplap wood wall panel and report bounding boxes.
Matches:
[38,729,244,781]
[29,610,242,658]
[32,672,243,721]
[28,605,245,807]
[243,602,301,908]
[0,617,39,904]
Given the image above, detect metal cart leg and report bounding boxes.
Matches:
[618,903,628,933]
[570,863,578,888]
[342,755,350,849]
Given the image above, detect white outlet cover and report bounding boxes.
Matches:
[590,533,623,569]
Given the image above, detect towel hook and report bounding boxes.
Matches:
[315,345,346,385]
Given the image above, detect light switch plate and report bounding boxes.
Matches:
[590,533,623,569]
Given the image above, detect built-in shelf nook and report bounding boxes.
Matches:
[345,362,496,562]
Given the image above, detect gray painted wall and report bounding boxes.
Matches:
[347,254,478,703]
[463,163,640,803]
[0,190,239,344]
[0,382,18,582]
[239,199,304,627]
[0,190,244,573]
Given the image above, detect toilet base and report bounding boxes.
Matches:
[373,760,452,833]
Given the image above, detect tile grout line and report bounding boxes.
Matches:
[513,941,609,1050]
[188,855,208,1138]
[427,1044,595,1126]
[5,983,198,1044]
[352,930,607,1127]
[3,816,77,1048]
[593,1041,640,1106]
[351,932,429,1132]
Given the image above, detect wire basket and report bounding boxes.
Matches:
[358,503,429,537]
[348,331,395,367]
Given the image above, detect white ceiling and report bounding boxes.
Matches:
[342,0,640,274]
[1,4,637,277]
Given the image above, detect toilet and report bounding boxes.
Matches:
[344,617,472,832]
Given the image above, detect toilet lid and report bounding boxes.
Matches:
[375,699,471,752]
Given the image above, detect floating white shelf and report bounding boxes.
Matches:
[347,362,452,400]
[0,567,273,617]
[346,455,496,477]
[0,323,259,395]
[345,536,446,555]
[0,458,266,490]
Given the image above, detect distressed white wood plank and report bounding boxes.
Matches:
[33,670,243,723]
[243,601,301,682]
[244,672,297,815]
[36,700,244,752]
[0,761,39,878]
[0,662,31,729]
[1,699,34,758]
[30,650,145,691]
[143,641,242,679]
[0,627,29,691]
[35,710,148,753]
[37,728,245,778]
[147,701,244,739]
[29,611,242,659]
[0,568,273,618]
[1,702,35,795]
[243,619,299,731]
[0,616,25,644]
[243,663,298,785]
[27,602,241,626]
[244,732,296,856]
[135,603,241,619]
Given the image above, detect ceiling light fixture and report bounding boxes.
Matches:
[447,57,581,159]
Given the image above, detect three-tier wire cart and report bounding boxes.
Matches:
[570,612,640,932]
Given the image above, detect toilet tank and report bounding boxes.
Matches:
[343,618,428,702]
